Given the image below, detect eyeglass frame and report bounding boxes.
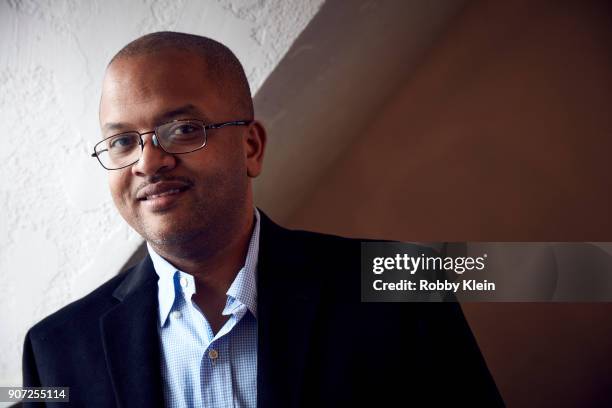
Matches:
[91,118,252,170]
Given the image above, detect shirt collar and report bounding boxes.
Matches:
[148,242,176,328]
[148,208,260,327]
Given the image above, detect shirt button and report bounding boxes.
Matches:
[179,277,188,288]
[208,349,218,360]
[171,310,182,319]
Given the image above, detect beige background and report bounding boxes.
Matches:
[258,0,612,407]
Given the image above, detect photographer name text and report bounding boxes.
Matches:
[372,279,495,292]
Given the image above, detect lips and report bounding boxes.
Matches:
[146,189,182,199]
[136,181,192,202]
[135,180,192,212]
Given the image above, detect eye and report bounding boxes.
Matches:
[163,122,204,145]
[109,134,138,150]
[170,123,199,135]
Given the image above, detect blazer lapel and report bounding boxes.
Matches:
[257,211,322,407]
[100,256,165,408]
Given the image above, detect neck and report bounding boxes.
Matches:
[150,209,255,297]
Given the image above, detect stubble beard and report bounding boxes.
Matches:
[134,173,249,262]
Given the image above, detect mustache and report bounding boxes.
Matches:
[135,175,194,193]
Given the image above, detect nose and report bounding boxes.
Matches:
[131,133,177,176]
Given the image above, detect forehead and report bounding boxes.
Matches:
[99,49,224,129]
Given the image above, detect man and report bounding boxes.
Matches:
[22,32,503,407]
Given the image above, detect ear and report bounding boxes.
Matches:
[244,120,267,178]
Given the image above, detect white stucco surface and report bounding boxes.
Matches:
[0,0,323,390]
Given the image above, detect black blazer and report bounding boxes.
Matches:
[22,211,504,407]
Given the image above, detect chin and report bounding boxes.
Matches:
[145,227,188,244]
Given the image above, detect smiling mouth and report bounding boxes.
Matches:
[137,186,192,212]
[142,188,183,200]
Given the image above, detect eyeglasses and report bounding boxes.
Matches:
[91,118,252,170]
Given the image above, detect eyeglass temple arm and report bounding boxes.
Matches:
[206,120,252,130]
[91,148,109,157]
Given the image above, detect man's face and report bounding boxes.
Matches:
[99,49,257,251]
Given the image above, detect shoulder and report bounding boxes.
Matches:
[26,266,133,342]
[259,211,361,262]
[285,227,361,254]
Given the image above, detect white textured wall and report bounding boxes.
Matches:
[0,0,323,390]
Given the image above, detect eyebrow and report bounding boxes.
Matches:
[102,104,210,133]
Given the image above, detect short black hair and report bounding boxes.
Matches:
[109,31,254,119]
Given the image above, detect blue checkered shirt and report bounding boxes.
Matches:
[148,209,260,408]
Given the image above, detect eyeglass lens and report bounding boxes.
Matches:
[95,120,207,169]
